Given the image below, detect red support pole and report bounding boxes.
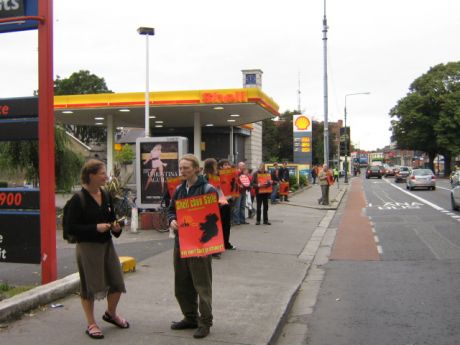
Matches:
[38,0,56,284]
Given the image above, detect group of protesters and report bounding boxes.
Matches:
[66,155,292,341]
[205,159,291,230]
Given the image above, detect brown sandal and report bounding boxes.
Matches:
[102,311,130,329]
[86,323,104,339]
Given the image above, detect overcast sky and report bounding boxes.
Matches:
[1,0,459,151]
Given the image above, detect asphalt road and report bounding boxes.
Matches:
[305,176,460,345]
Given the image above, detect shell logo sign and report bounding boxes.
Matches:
[293,114,312,132]
[201,91,248,104]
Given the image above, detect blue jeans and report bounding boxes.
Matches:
[271,184,279,202]
[239,191,247,223]
[232,195,242,224]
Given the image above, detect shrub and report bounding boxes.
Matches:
[289,174,298,191]
[115,144,135,165]
[299,174,307,187]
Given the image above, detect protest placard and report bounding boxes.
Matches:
[167,176,184,198]
[257,173,273,194]
[219,168,240,197]
[176,193,224,258]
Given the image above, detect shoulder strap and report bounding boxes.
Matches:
[75,190,86,209]
[101,188,111,207]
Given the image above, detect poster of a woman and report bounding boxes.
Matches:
[143,144,167,193]
[136,137,188,207]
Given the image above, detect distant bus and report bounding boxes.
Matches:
[354,153,369,167]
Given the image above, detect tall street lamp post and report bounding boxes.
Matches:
[322,0,329,166]
[344,92,370,183]
[137,27,155,137]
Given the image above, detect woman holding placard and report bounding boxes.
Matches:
[251,163,272,225]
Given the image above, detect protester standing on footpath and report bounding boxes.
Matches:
[278,161,290,202]
[241,167,255,217]
[218,159,237,249]
[317,164,331,205]
[252,163,272,225]
[204,158,236,254]
[311,164,318,184]
[67,159,129,340]
[239,166,252,221]
[231,162,243,225]
[237,161,250,224]
[270,162,280,204]
[168,154,218,339]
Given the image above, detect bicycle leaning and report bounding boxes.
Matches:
[113,187,137,221]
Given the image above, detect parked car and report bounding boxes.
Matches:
[406,169,436,190]
[451,185,460,211]
[450,170,460,187]
[366,166,383,179]
[395,166,411,182]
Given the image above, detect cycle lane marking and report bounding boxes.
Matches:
[383,179,444,211]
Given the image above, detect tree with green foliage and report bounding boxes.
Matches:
[115,144,135,165]
[311,121,339,165]
[262,111,339,165]
[54,70,112,144]
[0,126,84,191]
[390,62,460,174]
[311,121,324,165]
[262,110,299,162]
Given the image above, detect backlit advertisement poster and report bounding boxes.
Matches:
[176,193,224,258]
[136,137,188,208]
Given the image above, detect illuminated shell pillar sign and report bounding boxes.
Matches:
[293,114,312,165]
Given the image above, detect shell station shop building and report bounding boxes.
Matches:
[54,72,279,171]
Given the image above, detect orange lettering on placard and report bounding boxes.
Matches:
[202,92,247,104]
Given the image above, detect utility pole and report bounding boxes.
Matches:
[322,0,329,166]
[297,71,302,113]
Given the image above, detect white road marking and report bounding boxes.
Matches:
[383,179,460,223]
[374,235,379,243]
[437,186,452,191]
[384,179,445,211]
[377,245,383,254]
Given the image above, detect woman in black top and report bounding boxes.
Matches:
[67,159,129,339]
[251,162,272,225]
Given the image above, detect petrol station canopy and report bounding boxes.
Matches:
[54,88,279,128]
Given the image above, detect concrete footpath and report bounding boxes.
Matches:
[0,183,346,345]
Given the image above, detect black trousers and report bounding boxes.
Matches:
[219,203,232,248]
[256,193,269,223]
